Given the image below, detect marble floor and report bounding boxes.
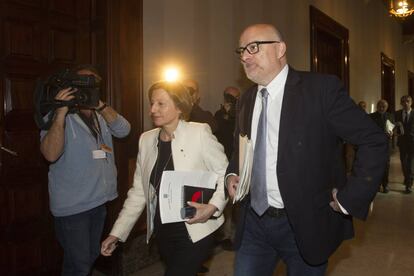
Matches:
[129,150,414,276]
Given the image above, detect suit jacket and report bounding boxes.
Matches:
[369,111,394,134]
[227,67,387,265]
[110,120,228,243]
[394,109,414,148]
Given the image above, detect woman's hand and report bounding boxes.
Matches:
[186,202,217,224]
[101,235,119,256]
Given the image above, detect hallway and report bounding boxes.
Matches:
[132,150,414,276]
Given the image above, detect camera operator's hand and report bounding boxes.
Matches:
[54,87,77,116]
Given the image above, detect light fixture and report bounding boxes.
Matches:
[163,66,180,82]
[389,0,414,18]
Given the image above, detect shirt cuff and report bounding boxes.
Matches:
[337,200,349,215]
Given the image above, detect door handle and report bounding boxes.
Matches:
[0,145,18,156]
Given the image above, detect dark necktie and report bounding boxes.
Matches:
[404,111,409,125]
[250,88,269,216]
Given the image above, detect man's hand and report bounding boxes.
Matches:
[329,188,343,213]
[54,87,77,116]
[226,175,240,200]
[186,202,217,224]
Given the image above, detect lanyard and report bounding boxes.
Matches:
[78,110,104,145]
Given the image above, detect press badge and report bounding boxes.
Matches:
[92,149,107,159]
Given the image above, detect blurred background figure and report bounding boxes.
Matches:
[214,86,240,159]
[395,95,414,194]
[370,99,395,193]
[358,101,367,113]
[214,86,240,250]
[183,79,218,133]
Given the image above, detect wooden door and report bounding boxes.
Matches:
[310,6,349,92]
[408,71,414,100]
[0,1,96,274]
[381,53,396,112]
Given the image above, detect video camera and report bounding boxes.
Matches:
[34,69,101,130]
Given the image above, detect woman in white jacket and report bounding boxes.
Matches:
[101,81,228,275]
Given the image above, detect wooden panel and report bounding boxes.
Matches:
[4,75,36,113]
[48,0,76,16]
[4,19,41,60]
[7,0,42,7]
[381,53,396,112]
[316,29,342,78]
[49,28,76,63]
[10,239,43,275]
[310,5,349,92]
[2,132,42,166]
[7,185,44,224]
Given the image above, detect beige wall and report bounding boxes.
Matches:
[143,0,414,129]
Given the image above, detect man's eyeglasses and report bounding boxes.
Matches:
[235,41,280,56]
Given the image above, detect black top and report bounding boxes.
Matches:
[149,138,186,236]
[150,139,174,194]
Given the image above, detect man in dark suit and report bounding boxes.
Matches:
[395,95,414,194]
[226,24,387,275]
[183,78,218,133]
[370,99,395,193]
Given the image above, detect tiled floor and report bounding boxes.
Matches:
[129,150,414,276]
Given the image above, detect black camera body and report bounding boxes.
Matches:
[34,69,101,130]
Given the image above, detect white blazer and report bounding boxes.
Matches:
[110,120,228,243]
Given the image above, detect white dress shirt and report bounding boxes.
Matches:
[251,64,289,208]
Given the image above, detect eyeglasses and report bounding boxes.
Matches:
[235,41,280,56]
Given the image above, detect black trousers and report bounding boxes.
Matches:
[155,221,214,276]
[399,144,414,188]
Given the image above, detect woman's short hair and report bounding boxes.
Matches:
[148,81,193,121]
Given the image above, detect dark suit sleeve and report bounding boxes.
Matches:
[323,77,388,220]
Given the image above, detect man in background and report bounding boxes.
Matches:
[370,99,394,193]
[395,95,414,194]
[183,78,218,133]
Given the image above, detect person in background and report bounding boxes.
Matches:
[183,78,218,133]
[370,99,395,193]
[101,81,228,276]
[214,86,241,250]
[395,95,414,194]
[226,23,387,275]
[40,65,131,276]
[358,100,368,113]
[214,86,241,159]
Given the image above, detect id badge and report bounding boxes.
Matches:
[92,149,107,159]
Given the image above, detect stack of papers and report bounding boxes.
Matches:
[159,170,217,224]
[385,119,395,135]
[233,135,253,203]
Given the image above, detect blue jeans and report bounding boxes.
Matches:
[234,207,327,276]
[54,204,106,276]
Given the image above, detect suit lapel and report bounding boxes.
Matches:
[277,68,302,166]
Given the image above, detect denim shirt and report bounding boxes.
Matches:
[40,112,130,217]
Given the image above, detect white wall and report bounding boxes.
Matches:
[143,0,414,129]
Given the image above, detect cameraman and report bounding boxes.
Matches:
[214,86,240,250]
[40,65,130,276]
